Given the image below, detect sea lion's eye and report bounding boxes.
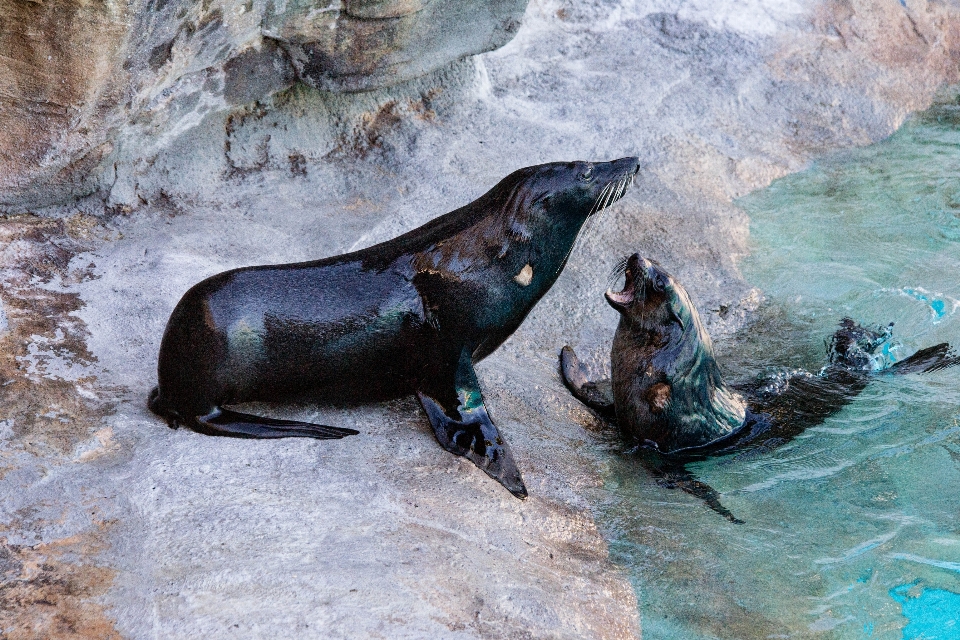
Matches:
[578,166,593,181]
[653,276,665,292]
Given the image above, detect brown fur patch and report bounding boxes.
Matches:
[644,382,671,413]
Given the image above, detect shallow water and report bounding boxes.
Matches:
[594,103,960,638]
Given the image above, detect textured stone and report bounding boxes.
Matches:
[268,0,527,91]
[0,0,529,212]
[4,1,960,639]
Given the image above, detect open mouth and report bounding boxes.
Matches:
[606,253,645,306]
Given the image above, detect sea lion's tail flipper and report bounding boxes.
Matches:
[559,346,616,419]
[417,348,527,499]
[641,452,744,524]
[889,343,960,374]
[194,408,360,439]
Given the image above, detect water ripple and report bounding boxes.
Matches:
[889,552,960,574]
[737,460,855,493]
[814,530,899,565]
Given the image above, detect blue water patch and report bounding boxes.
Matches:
[902,287,949,321]
[890,581,960,639]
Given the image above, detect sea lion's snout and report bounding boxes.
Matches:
[584,157,642,218]
[606,253,662,310]
[605,253,642,310]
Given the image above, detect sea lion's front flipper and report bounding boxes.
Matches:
[640,451,744,524]
[560,346,616,419]
[194,408,360,439]
[417,348,527,499]
[889,343,960,374]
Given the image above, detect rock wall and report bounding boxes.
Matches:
[3,0,960,638]
[0,0,527,211]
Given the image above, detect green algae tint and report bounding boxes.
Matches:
[593,101,960,639]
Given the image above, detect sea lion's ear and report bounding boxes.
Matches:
[644,382,671,413]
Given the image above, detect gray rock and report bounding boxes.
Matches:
[267,0,527,92]
[4,1,960,638]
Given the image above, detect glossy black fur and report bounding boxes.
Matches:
[562,254,959,521]
[150,157,642,498]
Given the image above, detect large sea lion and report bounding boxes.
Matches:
[561,253,958,519]
[149,157,642,499]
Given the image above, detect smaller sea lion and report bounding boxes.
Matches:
[561,253,959,520]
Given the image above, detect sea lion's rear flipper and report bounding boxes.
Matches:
[560,346,616,419]
[417,348,527,499]
[194,408,360,439]
[889,343,960,374]
[641,451,744,524]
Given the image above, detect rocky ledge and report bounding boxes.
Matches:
[2,0,960,638]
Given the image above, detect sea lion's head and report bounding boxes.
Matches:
[604,254,696,340]
[478,157,643,262]
[521,156,643,221]
[606,253,746,452]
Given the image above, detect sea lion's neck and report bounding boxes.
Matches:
[665,315,746,447]
[408,205,589,362]
[615,313,746,451]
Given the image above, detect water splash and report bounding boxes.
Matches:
[897,286,959,323]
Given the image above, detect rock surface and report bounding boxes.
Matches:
[0,0,527,211]
[3,0,960,638]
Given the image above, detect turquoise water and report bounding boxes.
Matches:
[596,103,960,638]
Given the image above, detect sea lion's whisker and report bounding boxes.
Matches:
[604,182,620,208]
[618,177,628,199]
[556,225,586,276]
[600,177,627,224]
[559,167,639,277]
[597,182,614,212]
[558,196,606,276]
[601,184,615,212]
[587,188,601,216]
[590,183,612,217]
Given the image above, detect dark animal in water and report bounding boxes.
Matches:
[149,158,642,499]
[561,253,959,521]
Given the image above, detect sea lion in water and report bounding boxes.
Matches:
[149,157,642,499]
[561,253,958,519]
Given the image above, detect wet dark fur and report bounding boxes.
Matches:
[561,254,959,521]
[150,158,641,499]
